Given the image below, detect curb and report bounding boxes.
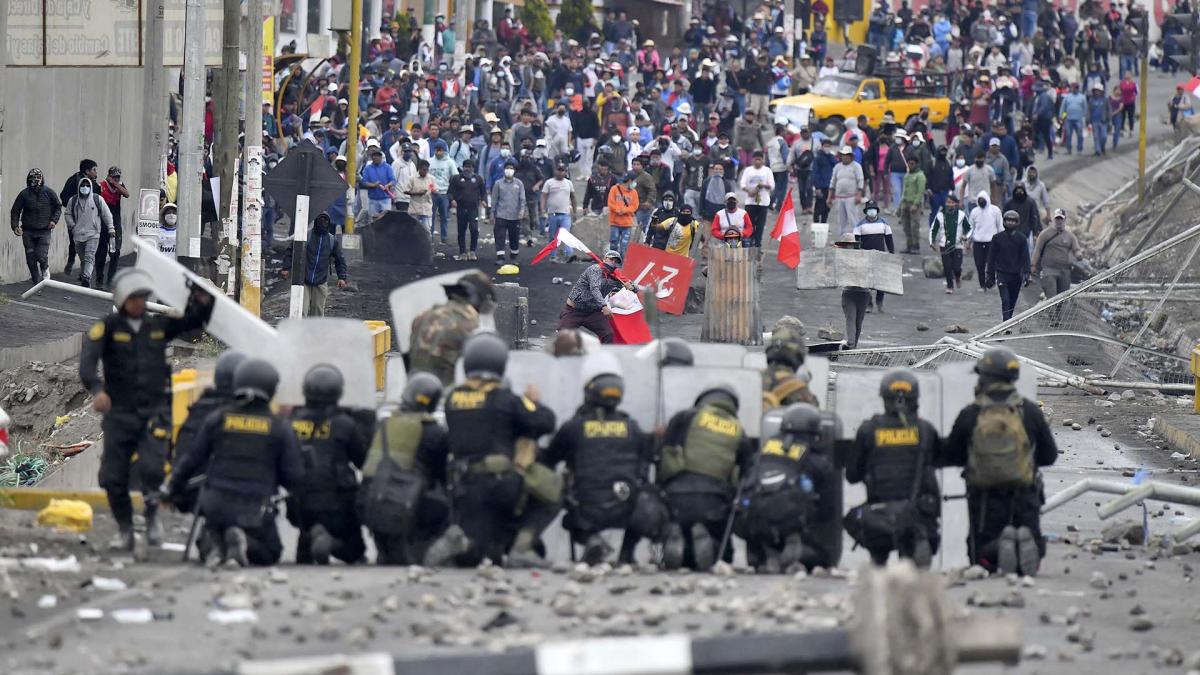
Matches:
[1151,415,1200,458]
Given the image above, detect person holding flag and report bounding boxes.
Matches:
[554,249,636,344]
[769,190,802,269]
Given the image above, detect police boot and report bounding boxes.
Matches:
[107,526,136,552]
[1015,526,1041,577]
[144,505,163,548]
[506,529,548,569]
[582,534,612,566]
[690,523,715,571]
[309,524,336,566]
[761,549,782,575]
[224,527,250,568]
[779,533,805,570]
[422,525,472,567]
[662,524,685,570]
[911,538,933,569]
[996,525,1019,576]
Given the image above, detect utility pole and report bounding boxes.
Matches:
[784,0,796,61]
[178,0,208,270]
[242,0,265,315]
[215,0,242,293]
[141,0,166,196]
[1137,17,1149,203]
[342,0,364,236]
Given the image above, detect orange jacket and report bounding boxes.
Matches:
[607,184,639,228]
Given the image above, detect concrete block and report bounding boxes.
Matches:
[340,233,363,264]
[493,282,530,349]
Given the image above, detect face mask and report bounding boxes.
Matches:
[978,198,987,208]
[865,208,879,219]
[504,168,516,178]
[79,186,91,196]
[678,214,693,224]
[1014,190,1026,201]
[565,88,574,95]
[604,261,618,272]
[164,214,178,226]
[664,199,675,209]
[955,158,966,168]
[612,135,622,143]
[975,159,984,166]
[1004,219,1018,229]
[726,202,737,211]
[500,148,511,157]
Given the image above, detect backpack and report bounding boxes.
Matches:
[966,389,1034,489]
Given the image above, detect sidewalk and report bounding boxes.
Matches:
[1152,412,1200,459]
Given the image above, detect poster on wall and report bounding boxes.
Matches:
[280,0,298,33]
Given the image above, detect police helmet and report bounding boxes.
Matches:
[112,268,155,308]
[462,333,509,379]
[302,364,345,407]
[585,373,625,408]
[446,270,496,313]
[660,337,694,366]
[233,358,280,402]
[773,315,806,337]
[765,325,808,369]
[879,369,920,413]
[402,372,444,412]
[779,403,823,439]
[695,385,739,411]
[213,351,248,394]
[975,347,1020,381]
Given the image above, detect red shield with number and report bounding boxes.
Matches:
[620,243,695,316]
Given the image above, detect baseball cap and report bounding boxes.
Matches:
[988,138,1001,146]
[1053,208,1067,219]
[724,192,738,201]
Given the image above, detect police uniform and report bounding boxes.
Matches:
[544,405,663,564]
[288,406,370,564]
[79,291,212,542]
[359,411,451,565]
[762,367,820,409]
[943,382,1057,572]
[845,412,942,565]
[410,298,480,385]
[734,423,836,572]
[169,397,304,566]
[171,387,233,515]
[657,395,754,570]
[444,375,557,565]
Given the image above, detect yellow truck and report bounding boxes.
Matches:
[772,72,952,139]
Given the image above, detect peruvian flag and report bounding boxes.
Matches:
[1185,76,1200,102]
[531,228,594,265]
[769,190,802,269]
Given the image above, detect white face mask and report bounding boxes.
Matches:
[500,148,511,157]
[504,168,516,178]
[565,88,575,95]
[955,158,966,168]
[164,214,178,226]
[612,135,622,143]
[664,199,674,209]
[79,186,91,196]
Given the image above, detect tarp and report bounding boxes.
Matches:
[132,238,277,354]
[796,247,905,295]
[248,318,377,410]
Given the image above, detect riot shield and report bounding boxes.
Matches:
[132,237,277,353]
[662,366,764,437]
[247,318,377,410]
[389,269,491,353]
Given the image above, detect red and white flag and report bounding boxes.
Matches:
[769,190,802,269]
[1185,76,1200,102]
[531,228,593,265]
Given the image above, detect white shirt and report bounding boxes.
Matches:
[541,177,574,213]
[391,158,417,203]
[968,203,1003,242]
[739,166,775,207]
[546,113,572,141]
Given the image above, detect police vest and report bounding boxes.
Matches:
[208,408,280,497]
[445,378,514,462]
[864,414,926,503]
[291,408,356,509]
[663,405,742,484]
[363,413,427,478]
[571,411,643,496]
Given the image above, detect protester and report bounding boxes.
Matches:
[1031,208,1082,301]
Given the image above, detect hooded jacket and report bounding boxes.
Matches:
[64,178,113,242]
[10,184,62,232]
[967,191,1003,243]
[1003,187,1042,238]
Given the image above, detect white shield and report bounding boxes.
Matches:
[248,318,377,410]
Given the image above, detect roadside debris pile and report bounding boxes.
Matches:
[0,361,100,482]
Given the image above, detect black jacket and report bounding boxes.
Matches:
[449,173,487,208]
[985,228,1031,280]
[445,377,556,462]
[10,186,62,231]
[942,393,1057,473]
[79,295,213,415]
[303,227,348,286]
[926,157,954,192]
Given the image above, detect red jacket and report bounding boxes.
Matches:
[711,208,753,240]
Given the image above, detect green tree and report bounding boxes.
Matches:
[555,0,592,36]
[522,0,555,44]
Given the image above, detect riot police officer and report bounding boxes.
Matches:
[432,333,558,568]
[657,386,755,571]
[735,403,836,573]
[360,372,452,565]
[943,348,1057,576]
[845,370,942,567]
[544,372,667,565]
[288,365,370,565]
[79,268,213,550]
[410,271,497,385]
[762,320,819,410]
[166,358,303,567]
[171,350,247,514]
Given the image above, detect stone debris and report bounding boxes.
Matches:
[1089,571,1111,589]
[1102,520,1145,545]
[1128,617,1154,632]
[943,324,969,334]
[961,565,989,581]
[1023,644,1048,661]
[916,322,930,332]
